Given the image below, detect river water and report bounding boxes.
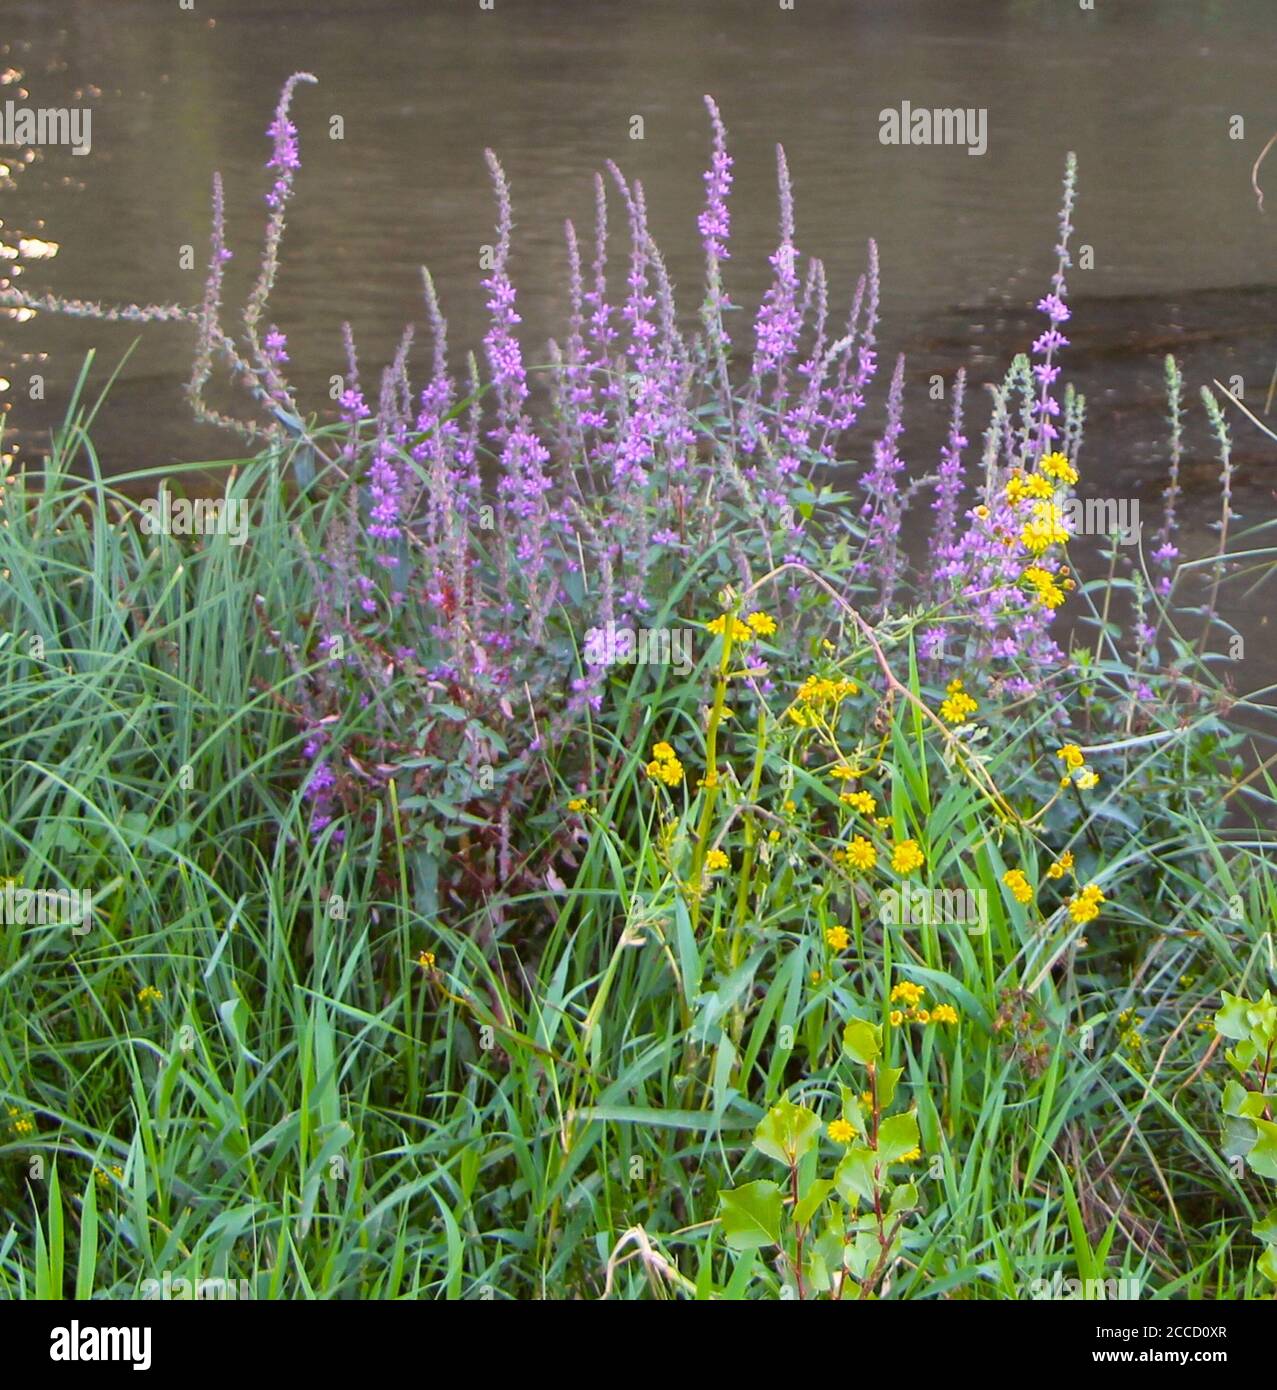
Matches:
[1,0,1275,701]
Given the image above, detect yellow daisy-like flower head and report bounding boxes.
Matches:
[745,611,777,637]
[939,688,978,723]
[706,613,752,642]
[824,924,850,952]
[844,790,876,814]
[1006,472,1054,504]
[931,1003,959,1025]
[890,980,926,1007]
[1067,882,1106,925]
[845,835,877,872]
[567,797,589,814]
[1038,451,1079,485]
[1002,868,1034,905]
[890,839,925,874]
[1046,850,1075,880]
[1075,768,1099,790]
[1019,501,1070,555]
[705,848,730,872]
[828,1118,856,1145]
[1056,743,1085,771]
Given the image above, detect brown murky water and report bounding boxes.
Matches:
[1,0,1275,701]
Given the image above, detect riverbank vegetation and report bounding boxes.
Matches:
[1,77,1275,1300]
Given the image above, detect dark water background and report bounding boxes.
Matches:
[1,0,1275,701]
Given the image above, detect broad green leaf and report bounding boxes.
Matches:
[1215,992,1252,1041]
[876,1065,905,1111]
[888,1181,919,1215]
[794,1178,834,1228]
[834,1144,878,1205]
[753,1099,822,1165]
[1245,1118,1277,1180]
[877,1111,920,1163]
[719,1180,783,1251]
[842,1019,882,1066]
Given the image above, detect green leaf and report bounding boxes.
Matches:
[794,1178,834,1229]
[1223,1080,1266,1119]
[1246,1118,1277,1181]
[1252,1209,1277,1246]
[888,1181,919,1216]
[753,1099,822,1165]
[842,1019,882,1066]
[837,1083,867,1138]
[834,1144,878,1205]
[719,1180,784,1251]
[876,1065,904,1111]
[1259,1245,1277,1283]
[1215,992,1252,1041]
[877,1111,920,1163]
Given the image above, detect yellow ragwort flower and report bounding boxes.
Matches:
[824,924,850,952]
[1002,868,1034,905]
[1045,849,1075,880]
[1038,451,1079,485]
[745,611,777,637]
[843,790,876,814]
[706,848,730,872]
[828,1118,856,1144]
[1067,882,1106,925]
[706,613,752,642]
[1056,743,1085,771]
[931,1004,959,1025]
[845,835,877,872]
[891,839,925,874]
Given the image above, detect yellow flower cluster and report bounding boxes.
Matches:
[94,1164,124,1188]
[6,1104,34,1137]
[1067,882,1106,924]
[745,611,777,637]
[1006,471,1054,503]
[1056,744,1099,789]
[1020,501,1070,555]
[416,950,436,970]
[1045,850,1074,880]
[824,924,850,951]
[567,797,589,814]
[888,983,960,1028]
[706,613,751,641]
[1021,564,1065,609]
[1038,451,1079,485]
[646,741,684,787]
[706,848,730,872]
[1002,868,1034,904]
[890,839,925,874]
[787,673,860,727]
[828,1118,856,1144]
[939,677,978,724]
[841,790,876,814]
[137,985,162,1009]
